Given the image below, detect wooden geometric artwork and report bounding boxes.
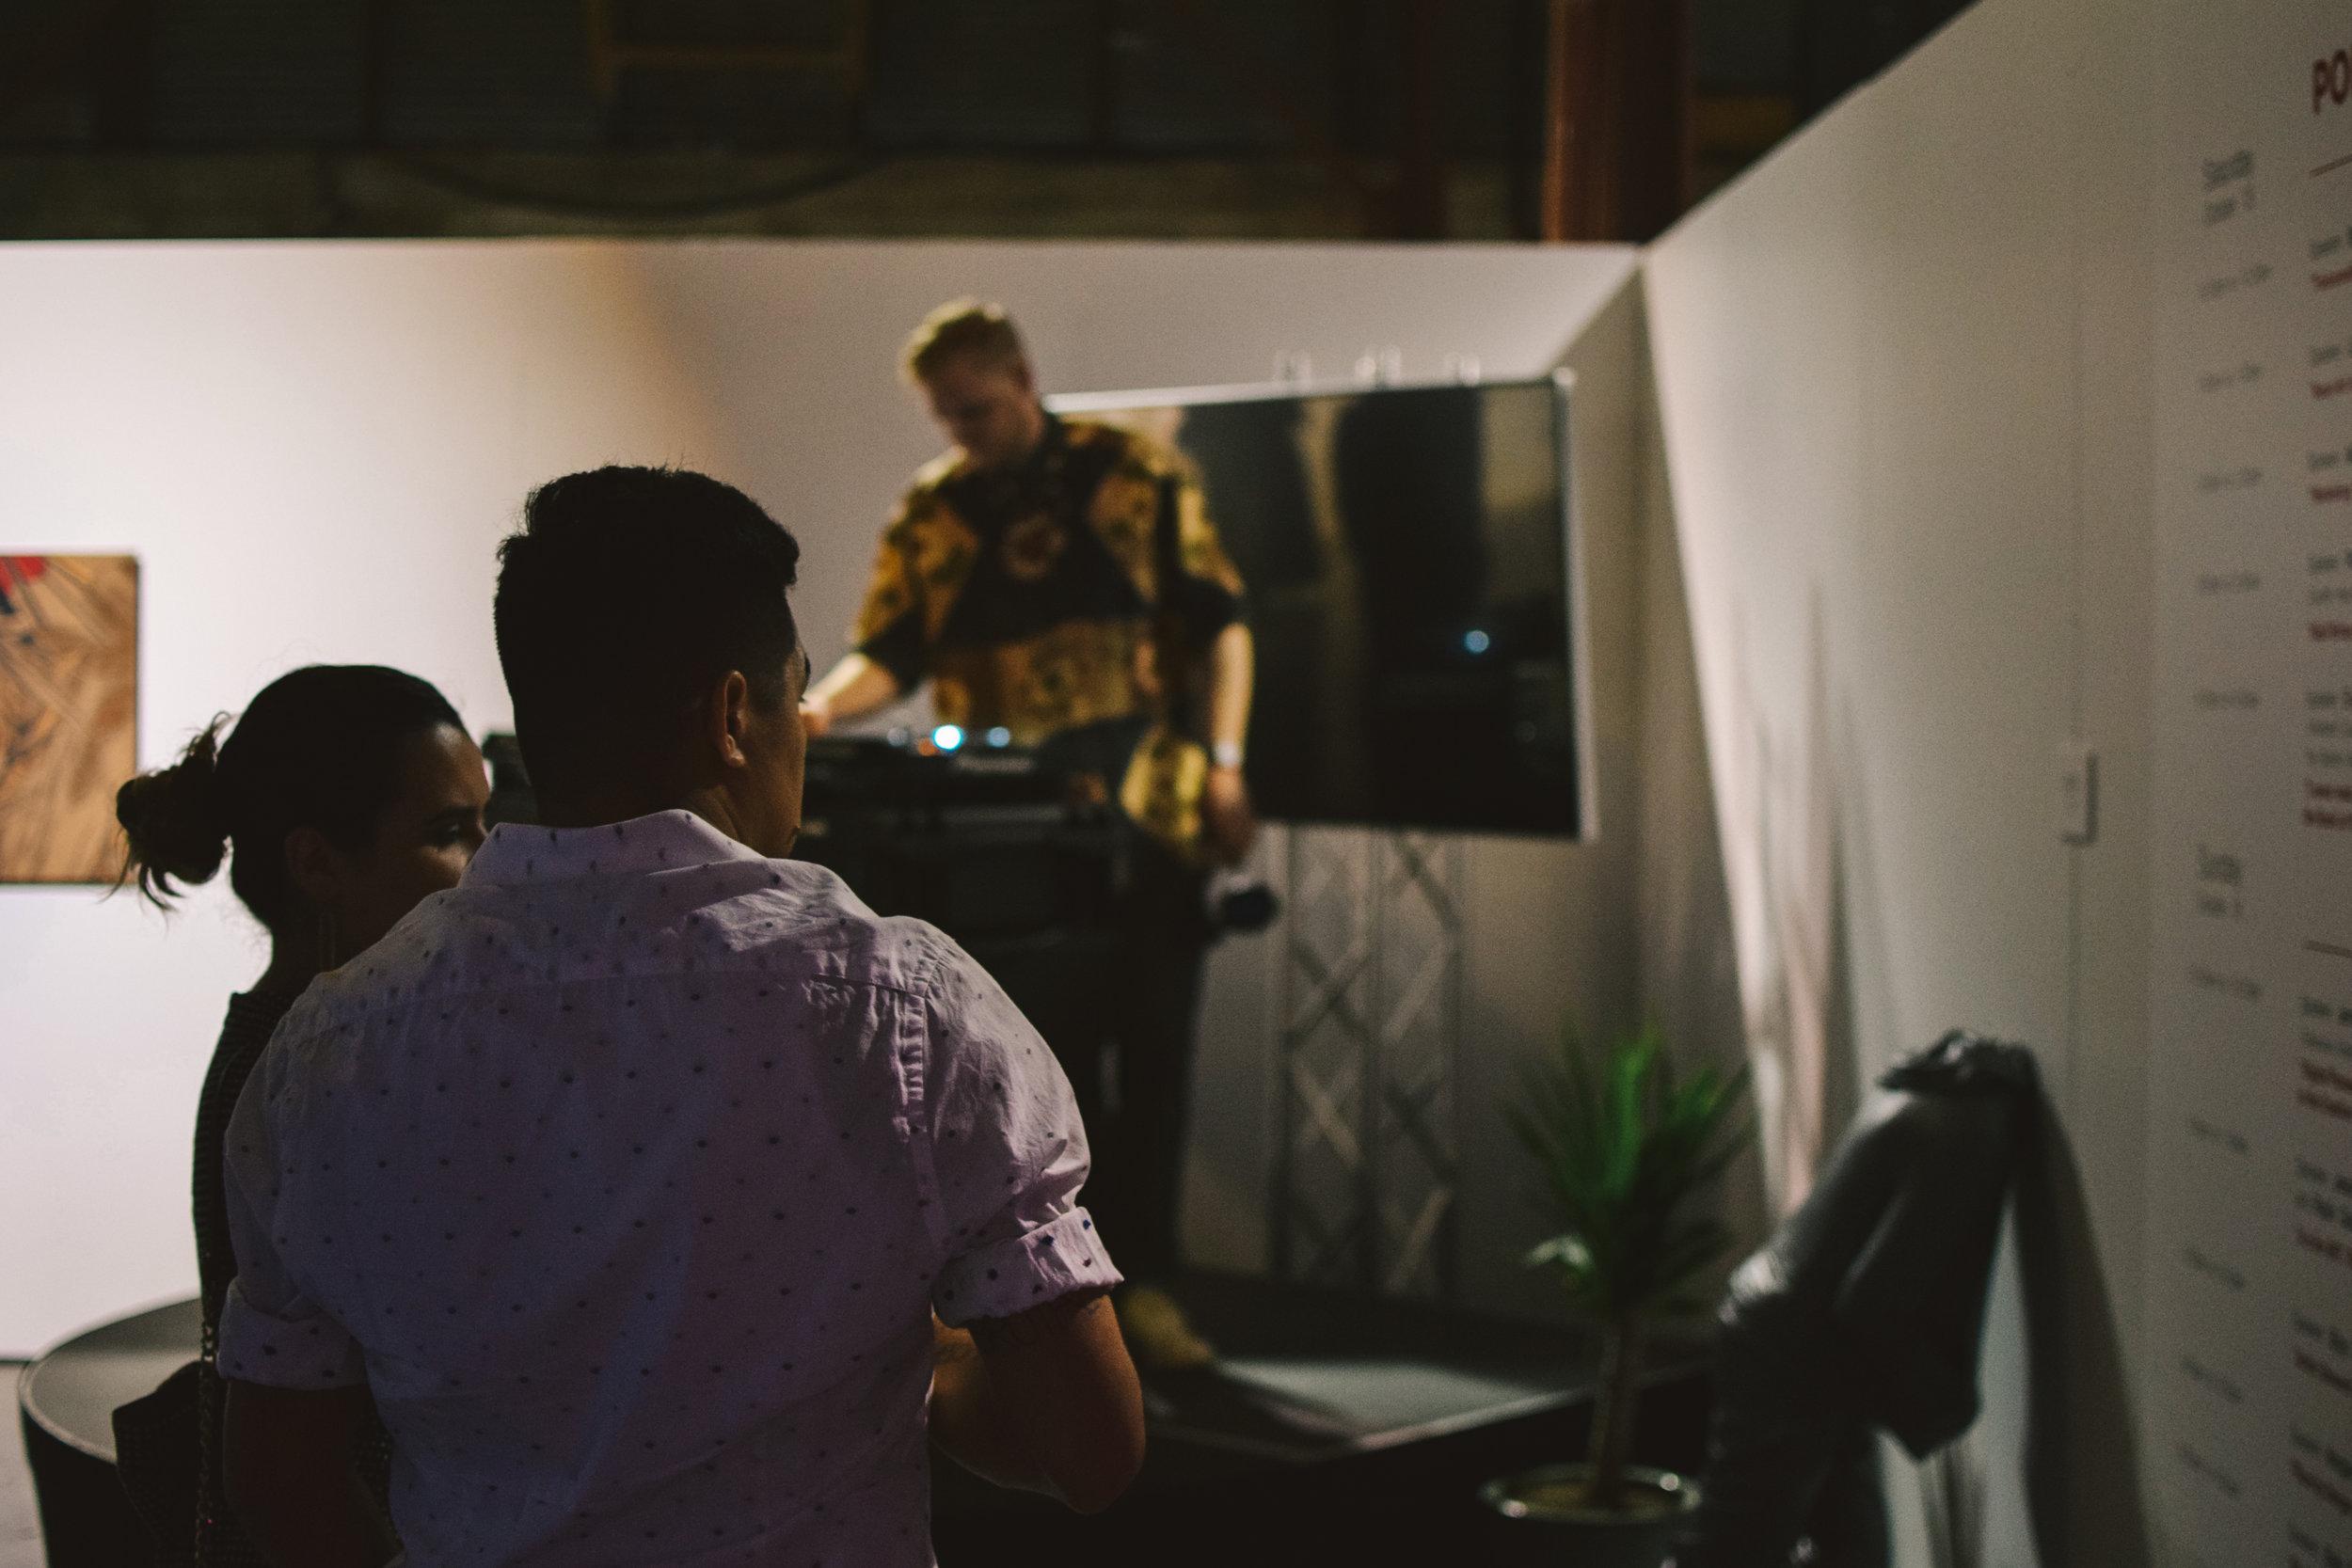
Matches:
[0,555,138,883]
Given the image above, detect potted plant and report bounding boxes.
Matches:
[1482,1024,1752,1567]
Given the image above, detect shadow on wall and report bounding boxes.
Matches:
[1705,594,1866,1214]
[2014,1101,2150,1568]
[1710,638,2151,1565]
[1628,290,1773,1283]
[1628,275,2147,1563]
[1825,681,1897,1157]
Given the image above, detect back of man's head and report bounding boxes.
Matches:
[494,467,800,802]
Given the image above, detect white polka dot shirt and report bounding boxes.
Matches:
[217,809,1118,1566]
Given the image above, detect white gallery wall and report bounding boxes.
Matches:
[0,243,737,1356]
[2143,3,2352,1563]
[0,238,1649,1354]
[1644,0,2155,1562]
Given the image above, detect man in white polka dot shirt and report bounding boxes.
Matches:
[216,467,1144,1565]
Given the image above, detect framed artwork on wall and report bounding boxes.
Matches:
[0,555,138,884]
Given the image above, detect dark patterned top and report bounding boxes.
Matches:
[197,986,306,1336]
[190,986,303,1568]
[195,983,393,1567]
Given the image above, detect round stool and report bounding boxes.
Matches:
[18,1298,200,1567]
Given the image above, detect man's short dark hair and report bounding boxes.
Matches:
[494,467,801,795]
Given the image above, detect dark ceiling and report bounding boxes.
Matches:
[0,0,1972,241]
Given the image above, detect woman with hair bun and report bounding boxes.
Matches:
[115,663,487,1565]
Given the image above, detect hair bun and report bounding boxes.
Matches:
[116,720,232,904]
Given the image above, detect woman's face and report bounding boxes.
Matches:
[328,723,490,956]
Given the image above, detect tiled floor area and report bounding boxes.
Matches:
[3,1366,40,1568]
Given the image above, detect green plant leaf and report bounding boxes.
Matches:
[1506,1025,1752,1326]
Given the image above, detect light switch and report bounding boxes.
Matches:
[2058,741,2097,845]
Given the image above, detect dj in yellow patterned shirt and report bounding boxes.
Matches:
[803,299,1255,1370]
[808,307,1255,866]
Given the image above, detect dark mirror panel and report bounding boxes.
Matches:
[1054,377,1580,838]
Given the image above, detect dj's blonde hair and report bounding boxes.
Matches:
[902,298,1026,383]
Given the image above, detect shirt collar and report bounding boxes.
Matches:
[960,409,1063,490]
[1029,410,1070,476]
[465,809,762,885]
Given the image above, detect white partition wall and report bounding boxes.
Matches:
[0,239,1647,1355]
[0,241,736,1358]
[2146,4,2352,1563]
[1644,0,2155,1562]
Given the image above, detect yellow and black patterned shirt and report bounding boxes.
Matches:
[852,415,1245,856]
[854,414,1243,743]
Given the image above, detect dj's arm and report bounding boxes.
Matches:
[814,499,935,737]
[1200,622,1256,863]
[1206,622,1253,762]
[802,653,904,737]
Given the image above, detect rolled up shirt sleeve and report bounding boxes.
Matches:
[913,940,1120,1324]
[215,1048,367,1389]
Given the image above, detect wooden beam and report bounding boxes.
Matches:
[1541,0,1692,242]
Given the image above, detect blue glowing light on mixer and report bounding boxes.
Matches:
[985,726,1012,749]
[931,724,965,752]
[1464,628,1491,655]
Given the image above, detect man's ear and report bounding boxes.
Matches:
[1011,358,1037,397]
[707,671,753,768]
[283,826,342,909]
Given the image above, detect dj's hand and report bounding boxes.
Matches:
[1202,765,1256,866]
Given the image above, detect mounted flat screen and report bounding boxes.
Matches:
[1050,375,1582,838]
